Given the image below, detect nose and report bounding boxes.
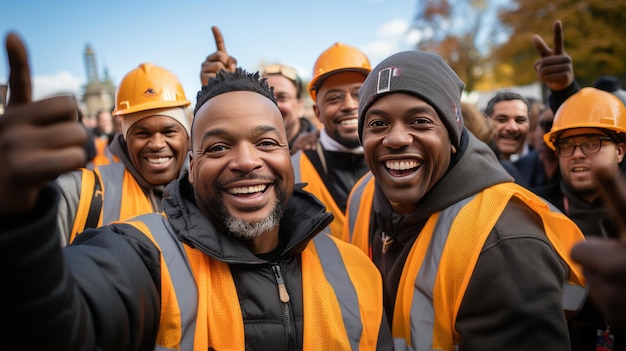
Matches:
[341,93,359,111]
[570,144,587,158]
[147,133,167,150]
[382,124,413,149]
[231,143,263,172]
[502,119,519,133]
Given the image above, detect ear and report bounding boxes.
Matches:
[616,142,625,164]
[187,150,194,185]
[312,104,321,122]
[451,144,457,154]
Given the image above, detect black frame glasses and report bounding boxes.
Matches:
[263,64,302,98]
[555,136,613,157]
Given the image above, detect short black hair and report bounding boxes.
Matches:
[194,68,277,115]
[484,90,530,117]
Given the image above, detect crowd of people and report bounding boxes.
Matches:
[2,19,626,351]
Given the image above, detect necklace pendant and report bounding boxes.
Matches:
[381,232,393,254]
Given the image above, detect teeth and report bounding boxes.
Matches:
[339,119,358,125]
[385,160,420,171]
[229,185,267,194]
[147,157,170,164]
[572,167,588,172]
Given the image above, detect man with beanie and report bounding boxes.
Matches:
[55,63,191,244]
[343,50,587,350]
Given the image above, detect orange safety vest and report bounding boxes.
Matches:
[292,151,345,239]
[88,136,120,169]
[346,177,587,350]
[70,162,156,243]
[123,213,387,350]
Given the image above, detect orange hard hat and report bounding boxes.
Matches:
[544,87,626,150]
[113,63,190,116]
[308,42,371,101]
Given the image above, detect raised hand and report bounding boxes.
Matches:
[199,26,238,86]
[571,166,626,332]
[532,20,574,91]
[0,33,87,215]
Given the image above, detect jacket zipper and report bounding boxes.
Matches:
[272,264,295,351]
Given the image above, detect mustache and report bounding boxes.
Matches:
[215,174,278,189]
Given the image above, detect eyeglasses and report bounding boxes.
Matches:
[263,64,302,98]
[555,136,613,157]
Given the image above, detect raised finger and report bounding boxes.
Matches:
[5,33,32,106]
[552,20,564,55]
[532,34,552,58]
[212,26,227,53]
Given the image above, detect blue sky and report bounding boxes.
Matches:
[1,0,423,106]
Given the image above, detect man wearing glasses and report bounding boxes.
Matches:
[538,87,626,350]
[262,64,318,155]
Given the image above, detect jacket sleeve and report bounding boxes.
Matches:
[0,185,161,351]
[549,81,580,113]
[455,198,572,351]
[55,170,83,245]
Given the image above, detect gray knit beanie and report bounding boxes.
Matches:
[358,51,465,147]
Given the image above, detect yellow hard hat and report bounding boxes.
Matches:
[308,43,371,101]
[544,87,626,150]
[113,63,190,116]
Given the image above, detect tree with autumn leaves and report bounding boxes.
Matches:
[413,0,626,92]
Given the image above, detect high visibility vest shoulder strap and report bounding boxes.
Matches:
[344,172,375,254]
[70,163,154,243]
[70,168,103,243]
[304,233,388,350]
[124,215,386,350]
[392,183,586,350]
[292,151,345,239]
[125,213,200,351]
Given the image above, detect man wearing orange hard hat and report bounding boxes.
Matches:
[537,87,626,349]
[55,63,191,244]
[291,42,372,239]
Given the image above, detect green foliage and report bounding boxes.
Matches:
[413,0,626,90]
[494,0,626,86]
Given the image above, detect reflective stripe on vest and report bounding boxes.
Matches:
[126,213,197,351]
[97,163,125,225]
[348,182,586,350]
[345,172,375,243]
[97,162,154,226]
[311,234,362,350]
[292,151,344,239]
[125,214,383,350]
[393,195,474,351]
[344,173,376,253]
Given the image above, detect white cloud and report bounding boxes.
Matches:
[361,18,421,65]
[404,28,423,46]
[377,19,410,37]
[32,71,84,101]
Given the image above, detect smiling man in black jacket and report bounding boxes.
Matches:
[0,32,392,351]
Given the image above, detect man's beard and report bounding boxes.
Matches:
[331,130,361,149]
[195,179,288,240]
[222,196,286,240]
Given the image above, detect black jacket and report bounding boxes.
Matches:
[0,175,334,350]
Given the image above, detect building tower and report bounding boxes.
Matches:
[82,44,116,118]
